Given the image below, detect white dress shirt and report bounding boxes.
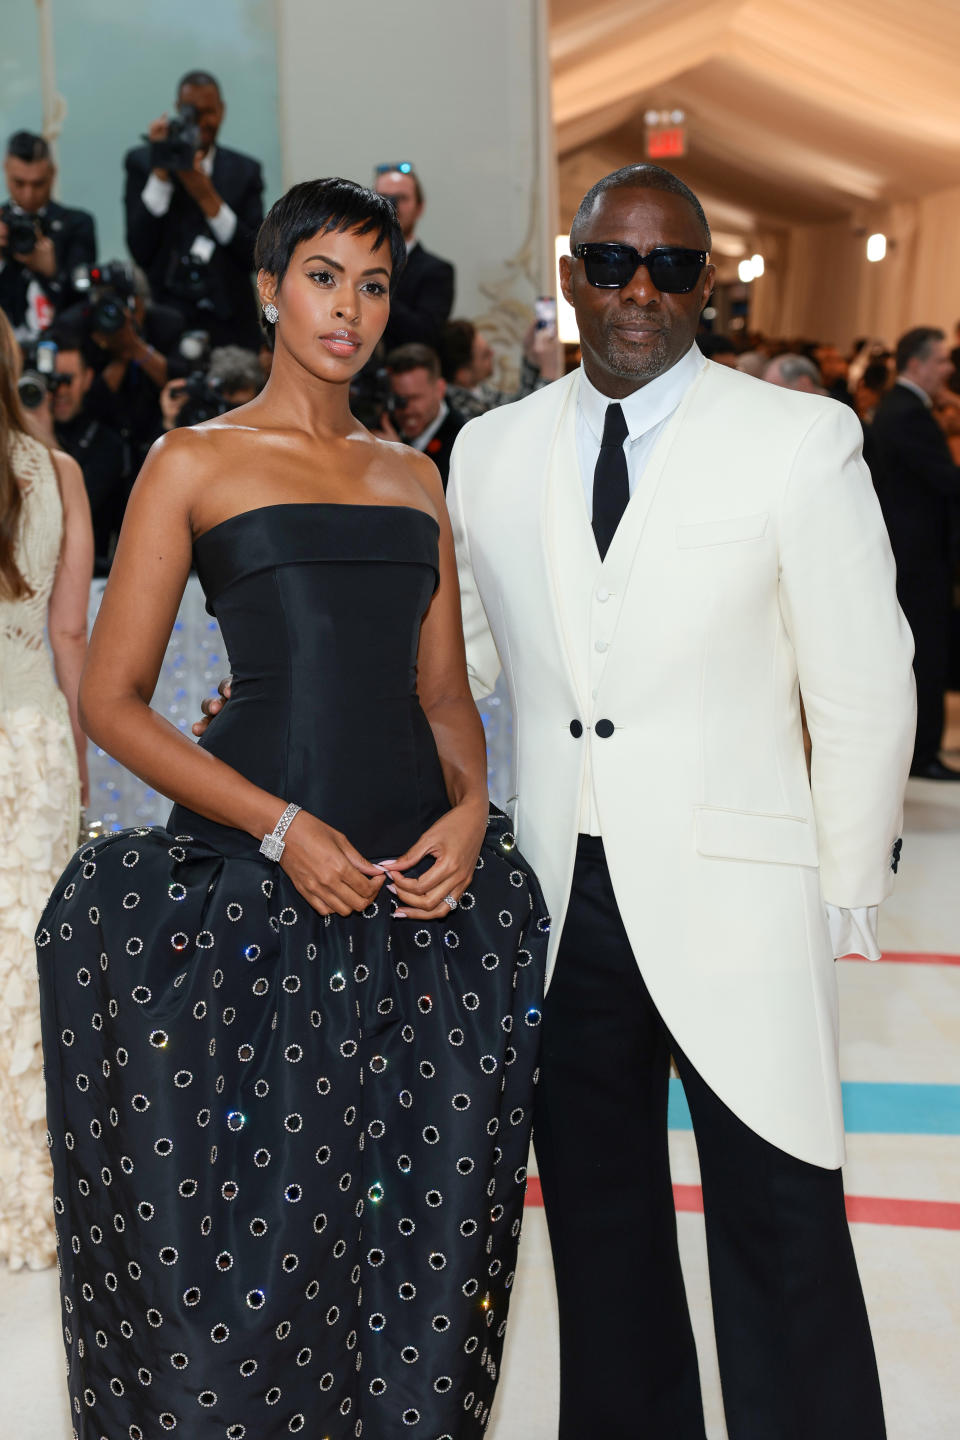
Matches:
[141,146,237,247]
[574,345,880,960]
[408,399,448,452]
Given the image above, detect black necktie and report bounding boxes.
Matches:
[592,402,630,561]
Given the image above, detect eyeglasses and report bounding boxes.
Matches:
[573,243,708,294]
[375,162,414,176]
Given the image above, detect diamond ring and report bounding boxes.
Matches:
[443,893,457,910]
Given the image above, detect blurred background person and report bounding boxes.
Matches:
[379,341,466,488]
[0,130,96,339]
[812,342,854,405]
[375,165,454,351]
[763,352,826,393]
[158,340,264,431]
[124,70,264,348]
[854,358,892,425]
[0,308,92,1271]
[206,343,265,406]
[867,325,960,779]
[38,326,127,575]
[698,332,739,368]
[74,263,184,483]
[440,316,562,418]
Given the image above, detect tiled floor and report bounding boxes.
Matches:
[3,715,959,1438]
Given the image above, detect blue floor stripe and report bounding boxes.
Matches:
[667,1079,960,1136]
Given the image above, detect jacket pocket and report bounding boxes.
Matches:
[694,805,819,867]
[676,512,769,548]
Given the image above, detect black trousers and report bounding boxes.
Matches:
[534,836,886,1440]
[896,567,952,768]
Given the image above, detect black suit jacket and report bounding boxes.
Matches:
[416,404,466,491]
[124,143,263,347]
[866,381,960,579]
[384,241,455,352]
[0,199,97,330]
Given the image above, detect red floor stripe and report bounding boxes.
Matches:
[842,951,960,966]
[524,1179,960,1231]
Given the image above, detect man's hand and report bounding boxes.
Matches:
[18,232,57,280]
[147,116,171,181]
[30,390,55,447]
[177,152,223,220]
[93,312,139,361]
[192,676,231,736]
[371,410,401,443]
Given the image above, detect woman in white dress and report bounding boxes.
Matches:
[0,310,93,1270]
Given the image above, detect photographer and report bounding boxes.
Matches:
[374,166,454,351]
[377,342,466,489]
[124,70,264,348]
[66,263,184,478]
[159,342,262,431]
[30,327,127,575]
[0,131,96,337]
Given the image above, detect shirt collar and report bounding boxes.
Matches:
[200,146,216,177]
[409,399,448,451]
[579,342,704,445]
[896,375,933,408]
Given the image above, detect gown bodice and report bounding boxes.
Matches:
[167,502,450,858]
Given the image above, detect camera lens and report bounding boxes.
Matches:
[17,373,46,410]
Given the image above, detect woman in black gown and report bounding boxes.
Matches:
[36,179,547,1439]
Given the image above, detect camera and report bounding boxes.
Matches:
[72,261,136,336]
[1,205,43,259]
[349,364,408,431]
[148,103,203,173]
[167,330,229,426]
[17,338,70,410]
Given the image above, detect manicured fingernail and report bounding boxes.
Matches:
[387,884,397,894]
[393,910,407,919]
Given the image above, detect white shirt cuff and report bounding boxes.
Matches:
[141,172,174,217]
[207,201,237,246]
[826,904,881,961]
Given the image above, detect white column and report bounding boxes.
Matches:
[274,0,555,367]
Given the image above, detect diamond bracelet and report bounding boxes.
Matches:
[260,802,302,861]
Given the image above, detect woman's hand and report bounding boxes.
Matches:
[280,809,385,917]
[388,796,488,920]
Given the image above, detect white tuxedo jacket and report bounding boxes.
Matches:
[447,358,916,1168]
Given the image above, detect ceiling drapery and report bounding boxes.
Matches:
[550,0,960,343]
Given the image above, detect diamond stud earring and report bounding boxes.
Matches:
[262,302,279,324]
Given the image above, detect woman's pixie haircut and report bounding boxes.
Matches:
[255,177,406,297]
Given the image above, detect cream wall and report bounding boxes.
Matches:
[750,189,960,348]
[275,0,556,368]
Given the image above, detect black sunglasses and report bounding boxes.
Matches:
[574,243,708,294]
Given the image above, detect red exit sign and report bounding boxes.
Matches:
[646,125,686,159]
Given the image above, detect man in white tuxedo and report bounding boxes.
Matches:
[445,166,915,1439]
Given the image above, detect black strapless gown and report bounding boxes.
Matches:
[37,504,548,1440]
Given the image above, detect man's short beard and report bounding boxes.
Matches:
[602,326,671,380]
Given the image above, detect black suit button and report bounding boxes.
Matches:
[569,720,583,738]
[595,719,615,738]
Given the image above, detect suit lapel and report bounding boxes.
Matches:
[543,372,600,710]
[599,361,709,601]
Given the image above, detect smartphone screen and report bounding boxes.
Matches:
[534,296,557,331]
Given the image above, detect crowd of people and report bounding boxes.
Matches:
[700,324,960,779]
[0,69,562,567]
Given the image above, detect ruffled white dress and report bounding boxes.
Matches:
[0,433,79,1271]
